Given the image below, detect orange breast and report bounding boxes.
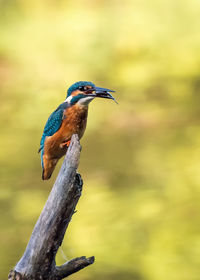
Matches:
[44,104,88,159]
[62,104,88,139]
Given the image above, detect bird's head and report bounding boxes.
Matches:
[66,81,117,106]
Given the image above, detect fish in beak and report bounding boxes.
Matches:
[90,86,118,104]
[94,87,118,103]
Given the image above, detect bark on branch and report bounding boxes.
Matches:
[8,134,94,280]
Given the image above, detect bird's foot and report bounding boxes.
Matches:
[60,140,71,148]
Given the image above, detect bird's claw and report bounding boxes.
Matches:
[60,140,71,148]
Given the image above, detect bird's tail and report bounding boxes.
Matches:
[42,157,58,180]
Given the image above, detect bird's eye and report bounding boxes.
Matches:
[78,86,87,91]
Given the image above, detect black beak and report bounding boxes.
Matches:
[93,86,118,104]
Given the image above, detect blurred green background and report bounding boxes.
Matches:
[1,0,200,279]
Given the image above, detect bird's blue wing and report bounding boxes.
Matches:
[39,106,66,168]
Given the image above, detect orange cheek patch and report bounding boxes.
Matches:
[71,90,81,96]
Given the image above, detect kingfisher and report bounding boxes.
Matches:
[39,81,117,180]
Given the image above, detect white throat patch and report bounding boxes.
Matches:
[77,96,94,106]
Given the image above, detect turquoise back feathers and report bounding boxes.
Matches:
[39,102,69,167]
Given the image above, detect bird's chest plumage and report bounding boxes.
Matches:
[44,104,88,159]
[62,105,88,138]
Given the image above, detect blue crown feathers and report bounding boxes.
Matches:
[67,81,95,97]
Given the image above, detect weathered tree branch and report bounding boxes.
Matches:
[55,256,95,279]
[8,134,94,280]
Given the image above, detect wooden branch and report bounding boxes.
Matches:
[55,256,95,278]
[8,134,94,280]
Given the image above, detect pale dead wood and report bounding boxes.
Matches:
[8,134,94,280]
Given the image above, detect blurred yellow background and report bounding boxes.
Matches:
[1,0,200,279]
